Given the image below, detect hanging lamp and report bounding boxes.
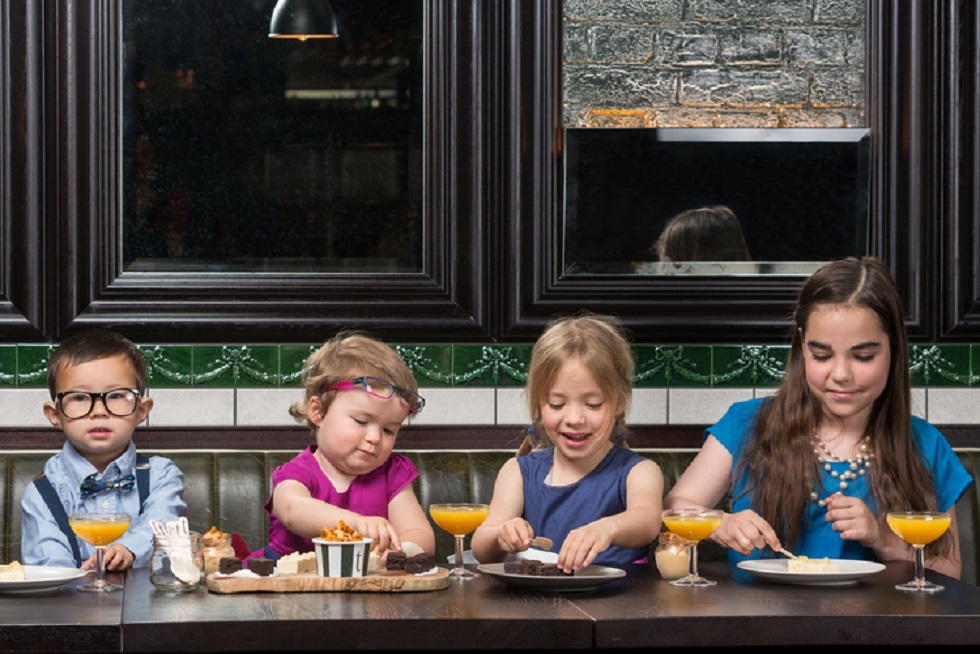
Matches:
[269,0,339,41]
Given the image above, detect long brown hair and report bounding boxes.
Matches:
[738,257,951,558]
[517,312,634,456]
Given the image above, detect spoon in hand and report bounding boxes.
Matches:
[778,548,799,560]
[530,536,553,551]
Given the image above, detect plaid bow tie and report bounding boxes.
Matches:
[79,473,135,499]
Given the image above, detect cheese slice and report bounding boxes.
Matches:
[787,556,839,573]
[276,551,316,575]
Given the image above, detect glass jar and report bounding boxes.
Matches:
[202,531,236,576]
[150,532,205,592]
[654,531,691,580]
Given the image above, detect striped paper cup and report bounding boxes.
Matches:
[312,537,373,577]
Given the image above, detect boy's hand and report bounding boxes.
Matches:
[82,543,135,571]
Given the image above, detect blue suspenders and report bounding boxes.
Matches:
[31,454,150,568]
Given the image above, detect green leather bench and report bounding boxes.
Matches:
[2,449,977,585]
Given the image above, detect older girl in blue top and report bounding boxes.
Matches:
[665,257,973,577]
[471,312,664,573]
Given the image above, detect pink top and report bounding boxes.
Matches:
[263,446,419,556]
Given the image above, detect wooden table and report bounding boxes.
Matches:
[0,571,123,653]
[573,561,980,647]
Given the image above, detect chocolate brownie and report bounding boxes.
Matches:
[219,557,242,574]
[505,559,572,576]
[405,552,436,574]
[247,556,275,576]
[386,551,407,571]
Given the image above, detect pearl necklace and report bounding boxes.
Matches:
[810,435,873,507]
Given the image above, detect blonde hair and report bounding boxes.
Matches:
[289,331,419,433]
[518,312,635,456]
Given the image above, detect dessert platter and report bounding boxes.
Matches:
[477,561,626,592]
[737,557,886,586]
[0,561,88,594]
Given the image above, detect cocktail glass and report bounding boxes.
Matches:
[68,512,131,592]
[661,508,724,587]
[428,503,489,580]
[886,510,951,592]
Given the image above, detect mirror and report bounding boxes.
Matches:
[122,0,424,274]
[563,128,871,276]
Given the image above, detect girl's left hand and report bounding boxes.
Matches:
[822,494,881,546]
[557,524,611,573]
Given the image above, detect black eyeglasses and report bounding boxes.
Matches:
[55,388,142,419]
[324,376,425,414]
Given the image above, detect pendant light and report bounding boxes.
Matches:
[269,0,339,41]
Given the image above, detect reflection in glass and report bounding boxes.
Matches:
[563,128,870,276]
[122,1,423,273]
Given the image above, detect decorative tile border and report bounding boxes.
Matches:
[0,343,977,389]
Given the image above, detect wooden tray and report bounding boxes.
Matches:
[206,568,450,593]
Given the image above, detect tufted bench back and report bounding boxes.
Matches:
[2,448,978,585]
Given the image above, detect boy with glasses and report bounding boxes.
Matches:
[21,328,186,570]
[248,331,434,564]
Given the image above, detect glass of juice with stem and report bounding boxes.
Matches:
[661,508,724,587]
[428,503,489,579]
[886,510,951,592]
[68,512,131,592]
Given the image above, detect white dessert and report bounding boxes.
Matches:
[276,551,316,575]
[787,556,839,573]
[0,561,26,581]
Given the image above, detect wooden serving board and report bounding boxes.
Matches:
[206,568,449,594]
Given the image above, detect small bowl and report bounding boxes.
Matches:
[312,537,373,577]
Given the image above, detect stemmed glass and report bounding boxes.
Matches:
[886,511,951,592]
[428,503,489,580]
[68,512,132,592]
[661,508,724,587]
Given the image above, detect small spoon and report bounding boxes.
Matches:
[530,536,553,551]
[778,548,799,560]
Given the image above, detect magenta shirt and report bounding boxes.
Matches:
[264,446,419,556]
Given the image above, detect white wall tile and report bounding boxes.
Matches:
[409,388,495,425]
[236,388,305,427]
[627,388,668,425]
[668,388,754,425]
[496,388,529,426]
[146,388,235,427]
[911,387,927,420]
[0,389,52,427]
[925,388,980,424]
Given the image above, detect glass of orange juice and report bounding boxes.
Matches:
[68,512,131,592]
[428,503,489,580]
[661,508,724,587]
[886,510,951,592]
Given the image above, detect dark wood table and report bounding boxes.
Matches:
[0,571,124,653]
[572,561,980,647]
[120,568,594,651]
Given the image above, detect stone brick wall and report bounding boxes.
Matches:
[563,0,865,127]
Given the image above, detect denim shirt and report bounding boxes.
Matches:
[20,440,186,568]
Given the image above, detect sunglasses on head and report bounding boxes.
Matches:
[324,376,425,414]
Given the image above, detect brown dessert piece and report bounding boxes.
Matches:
[247,556,275,576]
[405,552,436,574]
[386,551,407,571]
[504,559,572,576]
[219,557,242,574]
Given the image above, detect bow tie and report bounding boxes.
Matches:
[80,473,135,499]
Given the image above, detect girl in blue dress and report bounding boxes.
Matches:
[665,257,972,578]
[471,312,664,573]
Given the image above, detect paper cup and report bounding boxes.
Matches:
[312,537,373,577]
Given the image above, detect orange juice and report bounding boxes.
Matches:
[69,517,131,546]
[887,513,951,546]
[662,514,723,542]
[429,504,489,536]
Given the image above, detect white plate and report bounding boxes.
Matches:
[737,559,886,586]
[0,566,89,594]
[477,562,626,592]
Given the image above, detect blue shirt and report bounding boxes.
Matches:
[709,397,974,564]
[518,444,650,568]
[21,441,186,568]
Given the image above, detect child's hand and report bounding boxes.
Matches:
[495,518,534,553]
[823,494,881,546]
[352,516,401,553]
[82,543,134,571]
[557,523,611,573]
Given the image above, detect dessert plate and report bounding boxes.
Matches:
[737,559,885,586]
[477,562,626,592]
[0,566,88,594]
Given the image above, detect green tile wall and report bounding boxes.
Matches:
[1,343,977,389]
